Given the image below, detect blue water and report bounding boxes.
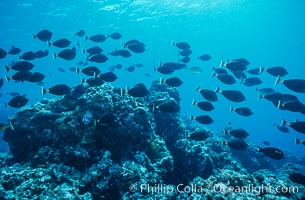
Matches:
[0,0,305,157]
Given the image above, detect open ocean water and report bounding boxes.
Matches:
[1,0,304,155]
[0,0,305,199]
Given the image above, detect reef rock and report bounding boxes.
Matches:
[1,83,305,199]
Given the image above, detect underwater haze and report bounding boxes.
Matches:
[1,1,305,199]
[1,0,305,155]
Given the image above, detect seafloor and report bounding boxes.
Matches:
[0,82,305,199]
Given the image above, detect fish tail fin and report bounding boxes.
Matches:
[41,87,48,95]
[93,72,99,78]
[240,77,245,83]
[92,119,97,128]
[8,120,14,131]
[152,103,155,112]
[18,55,21,61]
[230,106,234,112]
[259,66,265,74]
[258,94,264,100]
[159,77,164,84]
[82,48,86,54]
[219,60,224,67]
[274,75,282,85]
[5,76,11,82]
[96,117,100,124]
[47,41,51,47]
[4,103,8,107]
[124,86,128,95]
[223,129,229,135]
[281,119,287,126]
[215,87,220,93]
[76,67,81,75]
[171,41,175,46]
[81,77,86,84]
[296,138,301,145]
[195,86,201,91]
[190,115,195,121]
[32,34,36,40]
[4,66,10,72]
[256,146,262,152]
[53,53,57,59]
[221,140,227,147]
[277,100,282,109]
[192,99,197,106]
[211,71,216,77]
[77,41,81,48]
[121,41,124,47]
[85,36,88,40]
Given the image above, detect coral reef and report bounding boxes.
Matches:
[1,82,305,199]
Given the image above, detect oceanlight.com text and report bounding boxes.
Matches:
[129,183,300,196]
[213,183,299,196]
